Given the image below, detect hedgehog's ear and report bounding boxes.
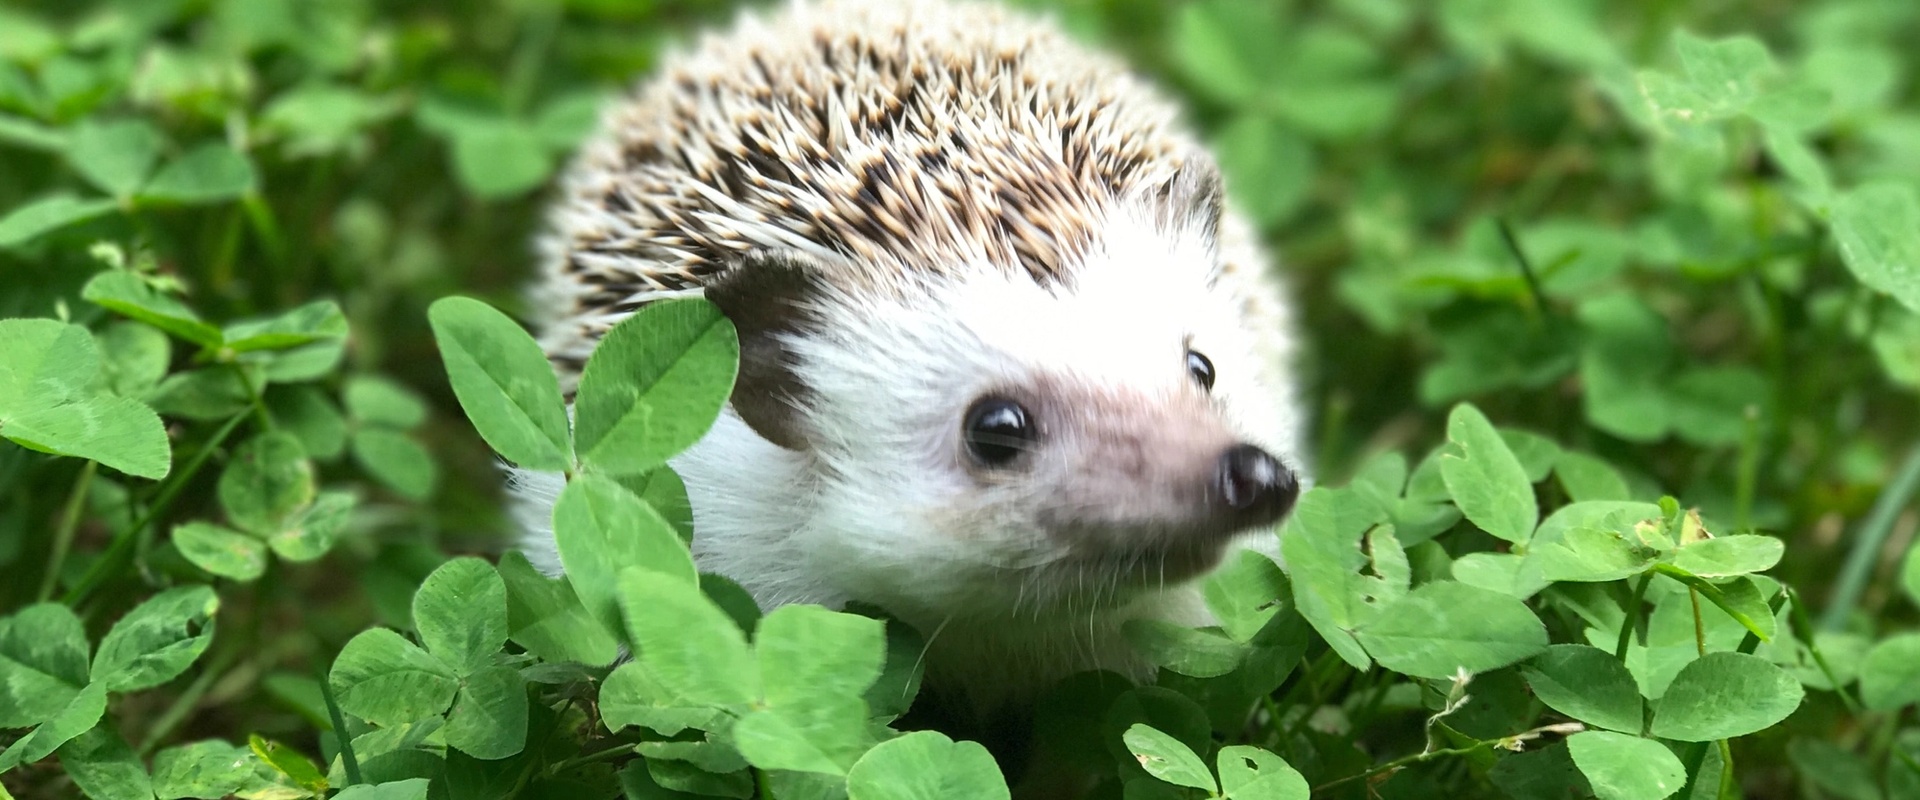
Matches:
[706,251,822,451]
[1160,156,1224,243]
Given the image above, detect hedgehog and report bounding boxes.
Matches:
[511,0,1309,713]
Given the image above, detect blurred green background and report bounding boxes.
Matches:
[2,0,1918,794]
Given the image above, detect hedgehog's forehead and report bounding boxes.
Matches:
[847,206,1223,388]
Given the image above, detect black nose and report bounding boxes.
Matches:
[1216,444,1299,521]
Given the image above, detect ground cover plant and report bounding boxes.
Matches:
[1,0,1918,797]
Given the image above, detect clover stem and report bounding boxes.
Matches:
[1891,728,1920,776]
[138,644,239,757]
[1352,669,1397,733]
[1735,591,1789,655]
[243,194,288,269]
[1785,585,1864,715]
[319,667,363,786]
[510,695,583,795]
[63,410,250,607]
[231,362,274,431]
[1734,404,1761,533]
[542,742,639,777]
[1312,742,1493,793]
[1257,693,1287,750]
[1313,391,1349,482]
[1716,740,1737,798]
[38,460,97,602]
[1676,741,1713,800]
[1616,573,1652,660]
[1276,651,1348,745]
[1820,442,1920,631]
[1689,587,1706,658]
[209,204,244,294]
[503,3,562,116]
[1496,217,1552,321]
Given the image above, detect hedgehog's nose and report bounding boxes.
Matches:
[1216,444,1299,523]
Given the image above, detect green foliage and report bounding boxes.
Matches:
[0,587,219,775]
[1521,645,1643,734]
[3,0,1919,797]
[571,299,739,477]
[0,317,169,478]
[1441,404,1538,544]
[556,473,697,634]
[1648,653,1805,741]
[1565,731,1687,800]
[1352,580,1548,680]
[842,732,1007,800]
[426,297,572,472]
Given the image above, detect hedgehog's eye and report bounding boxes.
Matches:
[1186,349,1216,391]
[963,397,1034,467]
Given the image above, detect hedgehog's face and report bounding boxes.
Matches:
[704,178,1300,620]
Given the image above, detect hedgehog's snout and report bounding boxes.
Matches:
[1215,444,1298,526]
[1024,377,1299,564]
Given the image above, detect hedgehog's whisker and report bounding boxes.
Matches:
[913,612,956,691]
